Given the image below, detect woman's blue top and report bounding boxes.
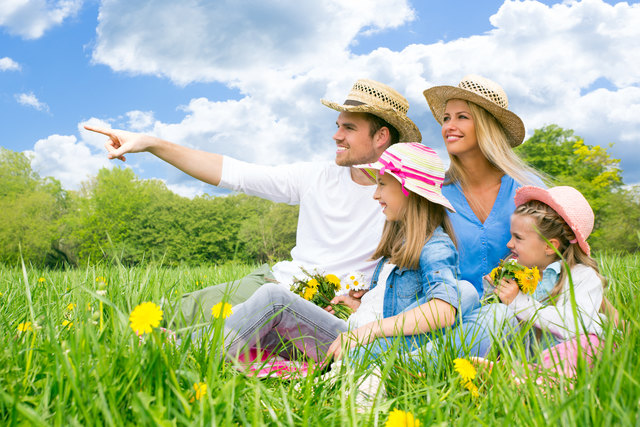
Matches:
[442,174,522,295]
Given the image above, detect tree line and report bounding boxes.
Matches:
[1,125,638,268]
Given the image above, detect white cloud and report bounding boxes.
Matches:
[91,0,415,86]
[15,92,49,112]
[26,134,112,190]
[0,0,83,39]
[0,56,20,71]
[126,110,155,132]
[86,0,640,191]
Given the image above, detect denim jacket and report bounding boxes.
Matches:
[370,226,477,319]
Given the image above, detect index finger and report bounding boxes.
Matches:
[84,125,113,136]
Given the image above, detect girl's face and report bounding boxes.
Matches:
[441,99,480,158]
[507,214,558,269]
[373,172,408,222]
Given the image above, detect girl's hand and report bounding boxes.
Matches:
[325,323,379,361]
[324,290,366,314]
[494,278,519,305]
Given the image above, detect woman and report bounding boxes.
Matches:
[423,74,544,295]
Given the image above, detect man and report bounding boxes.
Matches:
[85,78,421,325]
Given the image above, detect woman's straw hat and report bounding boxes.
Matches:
[423,74,525,147]
[355,142,454,212]
[514,186,594,255]
[322,79,422,143]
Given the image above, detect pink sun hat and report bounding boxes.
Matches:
[514,186,594,255]
[355,142,455,212]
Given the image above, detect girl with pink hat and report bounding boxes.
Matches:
[474,185,607,376]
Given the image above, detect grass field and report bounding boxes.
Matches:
[1,254,638,426]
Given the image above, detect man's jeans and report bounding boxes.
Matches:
[222,283,347,362]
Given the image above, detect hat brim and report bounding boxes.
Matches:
[321,99,422,143]
[358,165,455,213]
[423,85,525,147]
[514,186,591,256]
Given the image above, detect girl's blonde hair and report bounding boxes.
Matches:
[371,191,456,269]
[446,101,545,187]
[513,200,606,301]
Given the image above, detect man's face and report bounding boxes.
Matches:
[332,112,380,166]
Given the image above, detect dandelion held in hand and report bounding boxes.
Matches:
[129,302,163,335]
[290,268,353,320]
[485,258,541,301]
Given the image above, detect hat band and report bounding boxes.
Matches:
[378,156,440,197]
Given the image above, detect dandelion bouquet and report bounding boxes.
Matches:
[290,269,353,320]
[482,258,541,303]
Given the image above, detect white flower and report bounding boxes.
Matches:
[343,271,368,291]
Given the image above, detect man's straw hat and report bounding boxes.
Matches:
[423,74,525,147]
[322,79,422,143]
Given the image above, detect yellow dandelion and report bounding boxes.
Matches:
[303,286,317,301]
[66,303,76,311]
[211,302,233,319]
[17,322,33,333]
[62,319,74,329]
[193,382,207,401]
[38,277,45,283]
[464,380,480,398]
[326,274,341,289]
[489,266,500,282]
[515,267,540,295]
[307,278,319,289]
[453,358,477,383]
[95,276,107,284]
[129,302,163,335]
[385,408,420,427]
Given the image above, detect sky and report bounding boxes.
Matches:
[1,0,639,198]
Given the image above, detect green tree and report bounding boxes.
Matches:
[516,125,639,252]
[0,148,68,266]
[238,199,299,263]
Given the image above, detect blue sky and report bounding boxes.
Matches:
[1,0,638,197]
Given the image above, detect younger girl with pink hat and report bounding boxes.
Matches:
[477,185,606,375]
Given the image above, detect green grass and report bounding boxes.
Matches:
[0,255,639,426]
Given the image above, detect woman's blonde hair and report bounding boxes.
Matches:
[446,101,545,187]
[513,200,606,301]
[371,191,456,269]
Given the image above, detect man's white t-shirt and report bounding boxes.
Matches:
[219,156,386,287]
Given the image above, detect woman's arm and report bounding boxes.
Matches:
[325,298,455,360]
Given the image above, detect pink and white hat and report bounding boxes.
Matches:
[355,143,455,212]
[514,186,594,255]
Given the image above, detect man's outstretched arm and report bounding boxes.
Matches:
[85,125,223,186]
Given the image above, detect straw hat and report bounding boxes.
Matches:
[514,186,594,255]
[423,74,525,147]
[355,142,454,212]
[322,79,422,143]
